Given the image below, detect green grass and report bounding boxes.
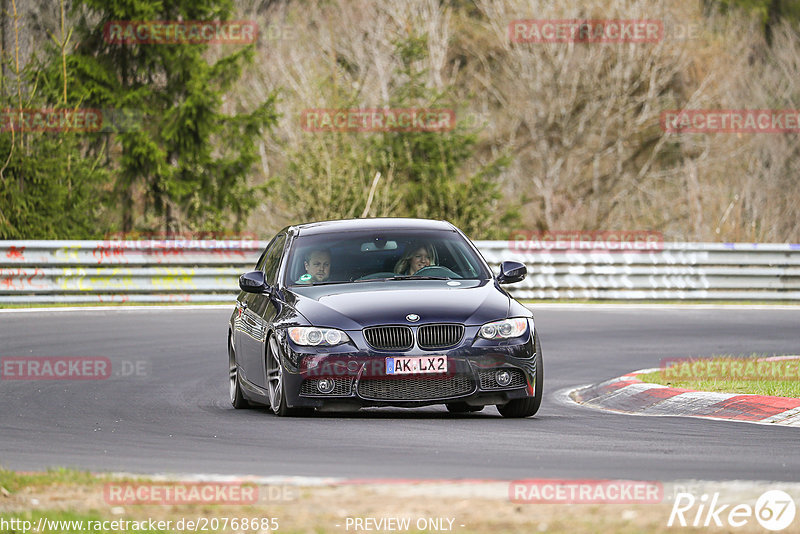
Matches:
[0,467,740,534]
[638,355,800,397]
[0,467,105,493]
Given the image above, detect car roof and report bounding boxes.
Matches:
[290,218,456,236]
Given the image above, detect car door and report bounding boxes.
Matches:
[239,233,286,388]
[234,243,268,362]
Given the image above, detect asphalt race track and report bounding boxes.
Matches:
[1,305,799,482]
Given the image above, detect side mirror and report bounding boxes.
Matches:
[497,261,527,284]
[239,271,269,293]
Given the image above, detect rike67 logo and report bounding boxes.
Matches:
[669,490,796,531]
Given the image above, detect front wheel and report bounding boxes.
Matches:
[229,333,250,409]
[266,335,312,417]
[497,333,543,418]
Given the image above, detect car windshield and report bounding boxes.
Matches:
[285,229,490,286]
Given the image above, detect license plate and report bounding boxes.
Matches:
[386,356,447,375]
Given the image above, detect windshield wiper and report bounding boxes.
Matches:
[292,280,349,286]
[354,275,450,282]
[392,275,450,280]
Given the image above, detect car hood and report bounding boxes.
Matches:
[286,279,511,329]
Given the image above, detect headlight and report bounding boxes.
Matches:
[288,327,349,346]
[479,318,528,340]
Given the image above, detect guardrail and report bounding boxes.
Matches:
[0,240,262,304]
[1,240,798,303]
[476,241,800,301]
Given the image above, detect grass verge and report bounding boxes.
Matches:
[0,468,106,493]
[3,467,781,534]
[637,355,800,397]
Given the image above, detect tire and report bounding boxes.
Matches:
[267,335,313,417]
[446,402,484,413]
[497,332,543,418]
[229,333,250,409]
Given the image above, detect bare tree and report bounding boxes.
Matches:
[232,0,800,242]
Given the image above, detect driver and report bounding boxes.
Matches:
[394,242,437,275]
[297,249,331,284]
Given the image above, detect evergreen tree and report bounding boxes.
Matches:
[42,0,279,234]
[706,0,800,44]
[281,35,516,239]
[0,1,108,239]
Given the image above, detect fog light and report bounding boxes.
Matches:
[495,370,512,387]
[317,378,335,394]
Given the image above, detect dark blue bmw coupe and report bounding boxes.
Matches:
[228,218,542,417]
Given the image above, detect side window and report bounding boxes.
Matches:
[255,235,278,271]
[263,234,287,286]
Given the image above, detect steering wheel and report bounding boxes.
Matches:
[413,265,462,278]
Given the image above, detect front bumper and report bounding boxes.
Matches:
[278,325,538,409]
